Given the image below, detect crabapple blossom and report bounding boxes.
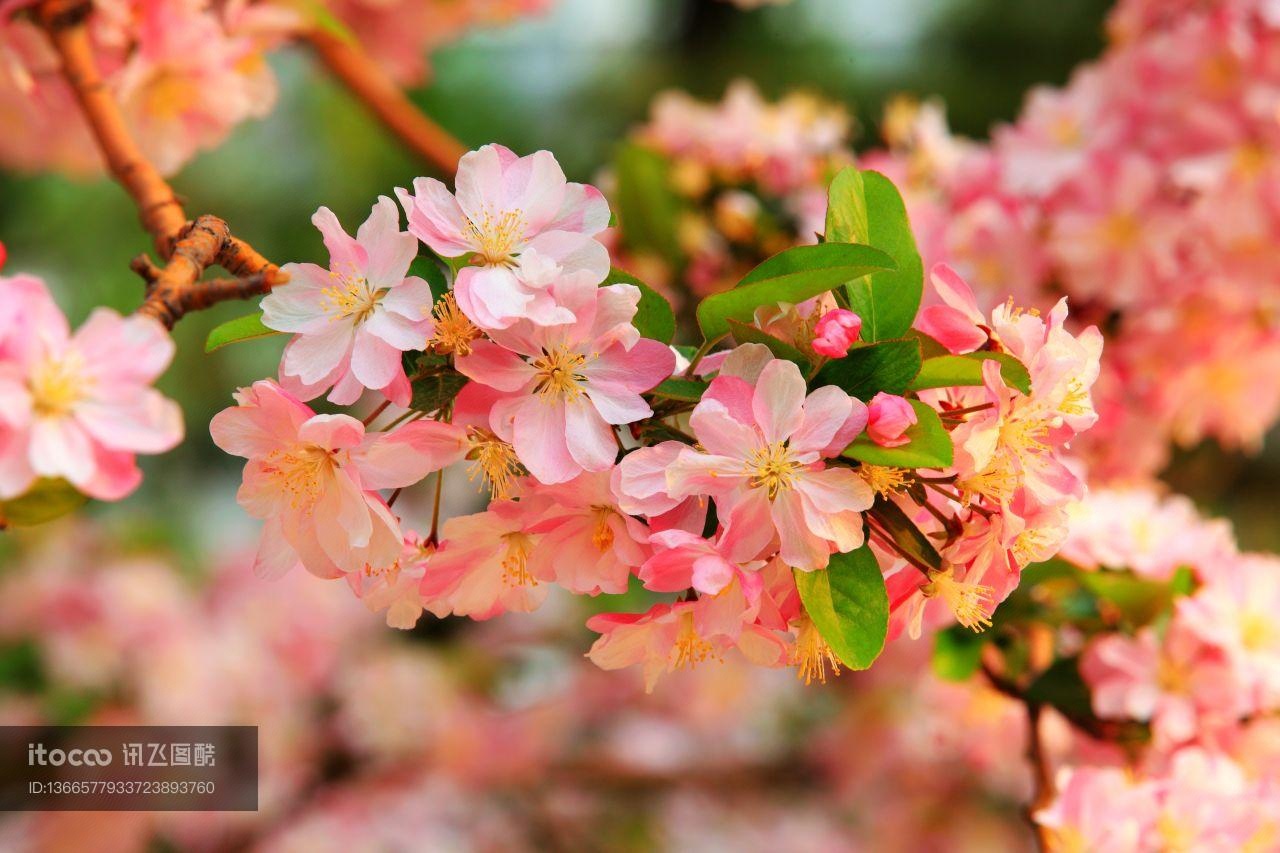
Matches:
[264,198,434,408]
[865,393,916,448]
[0,274,182,501]
[397,143,610,330]
[810,308,861,358]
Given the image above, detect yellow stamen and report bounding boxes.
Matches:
[261,446,336,509]
[427,293,480,357]
[142,70,198,120]
[500,532,537,588]
[923,566,993,632]
[466,209,526,265]
[322,270,383,323]
[29,352,90,418]
[465,427,523,500]
[792,616,841,685]
[957,464,1018,505]
[744,442,802,500]
[859,464,910,497]
[1241,611,1277,651]
[531,346,588,401]
[1011,528,1054,568]
[1001,296,1041,322]
[999,413,1052,457]
[1059,379,1090,417]
[1101,213,1141,248]
[670,610,718,672]
[590,505,616,552]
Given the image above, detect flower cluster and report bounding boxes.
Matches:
[211,144,1101,690]
[1020,486,1280,849]
[608,80,853,303]
[0,0,549,176]
[860,0,1280,479]
[0,272,181,508]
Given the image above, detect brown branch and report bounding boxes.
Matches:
[306,28,466,176]
[1025,704,1056,852]
[37,0,287,328]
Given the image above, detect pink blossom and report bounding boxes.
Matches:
[810,308,862,358]
[397,143,610,330]
[638,528,767,600]
[210,380,459,580]
[264,198,434,408]
[914,264,989,354]
[865,393,916,447]
[657,356,875,570]
[0,275,182,501]
[1034,766,1161,851]
[455,283,675,484]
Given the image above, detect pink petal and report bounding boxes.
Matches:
[771,490,831,570]
[353,420,468,490]
[395,178,473,257]
[789,385,853,456]
[297,413,365,451]
[356,195,417,286]
[261,264,336,334]
[76,388,183,453]
[548,181,611,234]
[350,328,403,391]
[282,321,355,385]
[253,515,299,580]
[312,206,366,273]
[751,359,806,444]
[689,399,760,458]
[564,398,617,472]
[29,417,94,486]
[73,310,175,384]
[454,266,533,330]
[455,339,536,392]
[513,398,577,483]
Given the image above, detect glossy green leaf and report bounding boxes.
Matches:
[812,338,921,400]
[605,267,676,344]
[651,378,708,402]
[408,369,469,414]
[410,254,450,303]
[869,496,944,571]
[794,545,889,671]
[910,352,1032,396]
[697,242,894,341]
[825,169,923,341]
[0,478,88,527]
[933,626,987,681]
[205,312,281,353]
[843,400,953,469]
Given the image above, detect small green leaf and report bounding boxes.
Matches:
[205,312,281,353]
[826,169,923,342]
[604,267,676,344]
[910,352,1032,396]
[1025,657,1095,722]
[843,400,953,469]
[933,626,987,681]
[869,496,944,571]
[812,338,921,400]
[794,545,889,671]
[651,378,708,402]
[410,254,450,303]
[1078,570,1178,629]
[408,370,469,414]
[697,243,894,341]
[0,478,88,527]
[613,143,684,264]
[726,320,811,370]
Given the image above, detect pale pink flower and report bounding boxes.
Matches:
[264,198,434,408]
[914,264,989,354]
[810,308,862,358]
[1034,766,1160,852]
[0,275,181,501]
[350,532,433,630]
[420,498,549,619]
[397,143,610,329]
[1151,749,1270,851]
[866,393,916,447]
[523,471,650,595]
[638,528,767,599]
[455,283,675,484]
[660,357,875,570]
[210,380,459,580]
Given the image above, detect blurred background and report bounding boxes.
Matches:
[4,0,1269,849]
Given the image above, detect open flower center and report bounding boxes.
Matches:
[30,353,90,419]
[465,427,523,500]
[531,346,588,401]
[923,567,994,632]
[500,531,537,588]
[262,445,336,509]
[590,505,617,552]
[142,69,199,120]
[466,209,526,265]
[1241,610,1277,651]
[670,611,718,672]
[428,292,481,357]
[323,272,383,323]
[744,441,802,499]
[792,616,841,685]
[859,464,910,497]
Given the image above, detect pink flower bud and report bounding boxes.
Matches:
[811,309,862,358]
[867,393,917,447]
[0,241,6,272]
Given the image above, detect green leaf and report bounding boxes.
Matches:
[604,267,676,344]
[0,478,88,527]
[205,312,281,353]
[910,352,1032,396]
[933,626,987,681]
[812,338,921,401]
[651,378,708,402]
[825,169,923,341]
[843,400,953,469]
[408,369,469,414]
[1078,570,1178,629]
[697,243,894,341]
[726,320,811,369]
[794,545,889,671]
[1025,657,1095,722]
[613,143,684,264]
[300,0,357,43]
[869,496,944,571]
[410,254,450,303]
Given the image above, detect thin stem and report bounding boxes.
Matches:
[427,470,445,544]
[939,402,996,418]
[683,336,721,379]
[363,399,392,427]
[1025,704,1056,852]
[386,487,403,508]
[306,28,466,175]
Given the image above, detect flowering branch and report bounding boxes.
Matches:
[306,28,467,176]
[35,0,286,328]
